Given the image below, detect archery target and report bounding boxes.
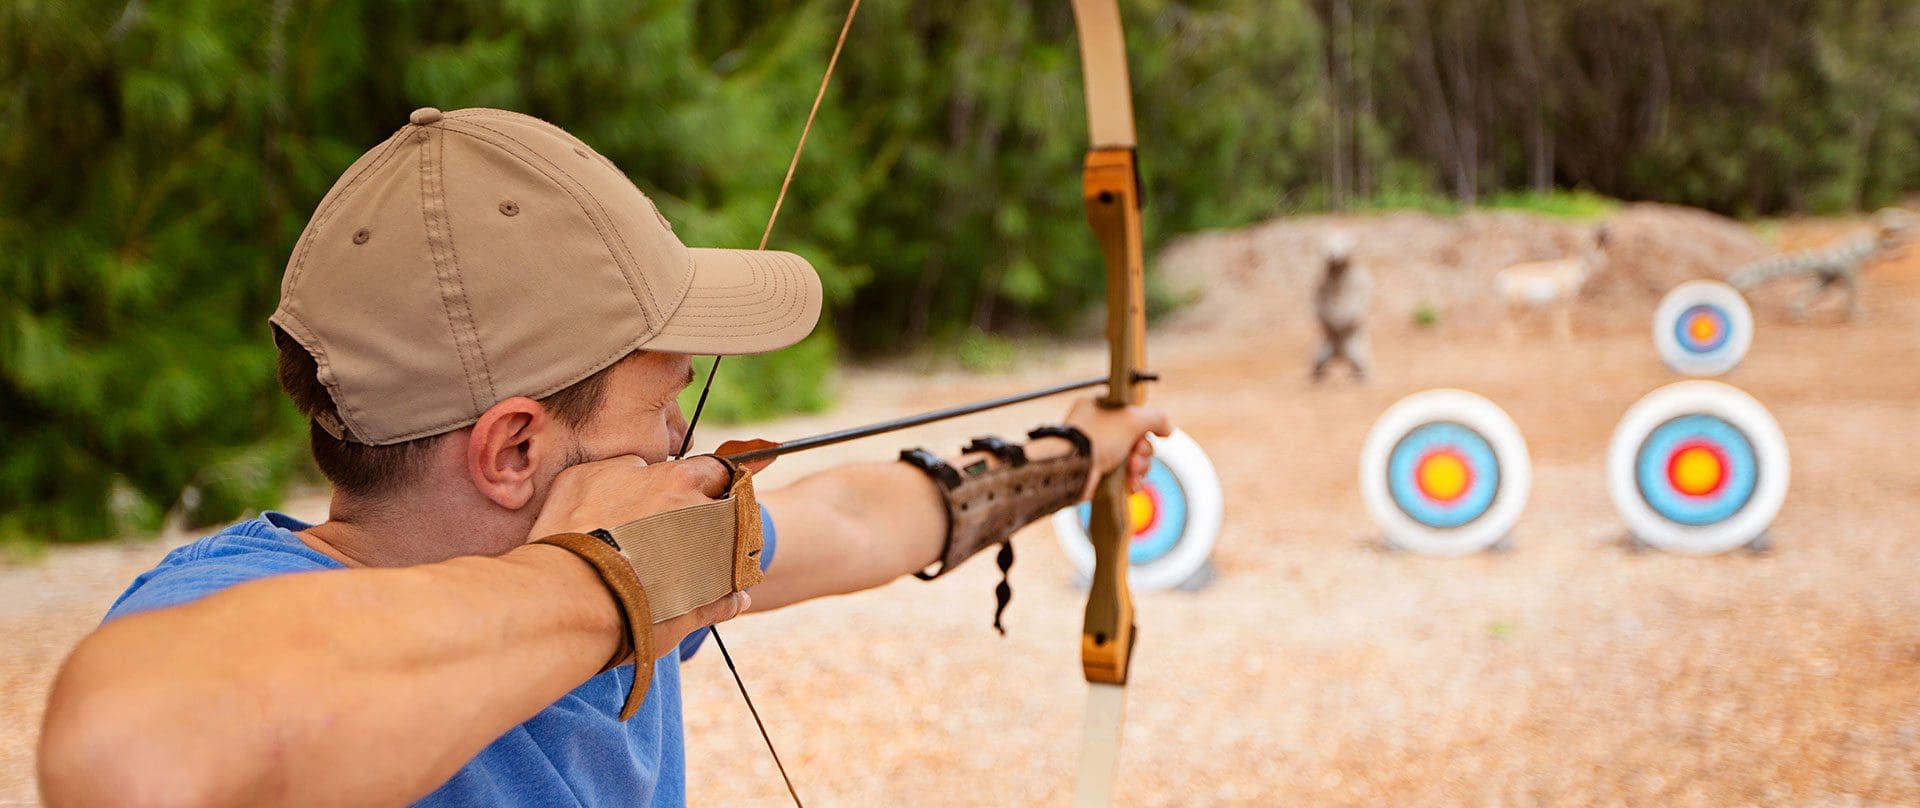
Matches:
[1608,381,1789,554]
[1653,280,1753,376]
[1052,429,1222,591]
[1360,389,1531,555]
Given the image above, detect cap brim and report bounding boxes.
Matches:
[643,248,823,356]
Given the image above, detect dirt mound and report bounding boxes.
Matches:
[1155,203,1772,336]
[1599,203,1777,295]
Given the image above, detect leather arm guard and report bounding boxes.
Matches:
[901,426,1093,633]
[534,455,764,720]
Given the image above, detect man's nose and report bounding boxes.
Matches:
[668,406,690,454]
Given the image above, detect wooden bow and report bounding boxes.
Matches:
[1066,2,1146,804]
[679,4,1151,805]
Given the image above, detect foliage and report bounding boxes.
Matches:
[4,0,1918,542]
[1353,188,1620,219]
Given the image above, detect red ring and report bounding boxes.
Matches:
[1665,439,1730,498]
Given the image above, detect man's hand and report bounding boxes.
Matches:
[529,455,751,660]
[1064,397,1174,502]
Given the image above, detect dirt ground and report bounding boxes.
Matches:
[4,213,1918,806]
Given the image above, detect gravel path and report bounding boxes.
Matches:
[4,218,1916,806]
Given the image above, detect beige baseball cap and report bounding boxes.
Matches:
[271,107,822,445]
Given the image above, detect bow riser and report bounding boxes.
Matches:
[1079,147,1144,686]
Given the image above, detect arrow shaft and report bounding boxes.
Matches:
[719,372,1156,464]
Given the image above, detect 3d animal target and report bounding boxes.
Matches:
[1608,380,1789,555]
[1653,280,1754,376]
[1052,429,1222,591]
[1359,389,1531,555]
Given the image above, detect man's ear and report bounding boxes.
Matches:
[467,397,555,510]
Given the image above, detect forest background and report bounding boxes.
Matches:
[4,0,1917,546]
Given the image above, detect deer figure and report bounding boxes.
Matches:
[1494,225,1609,341]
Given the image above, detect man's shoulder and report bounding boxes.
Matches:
[104,512,344,622]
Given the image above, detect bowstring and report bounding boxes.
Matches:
[676,0,864,460]
[682,3,864,806]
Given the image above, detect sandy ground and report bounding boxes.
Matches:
[4,216,1918,806]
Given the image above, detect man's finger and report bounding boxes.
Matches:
[674,455,735,498]
[1134,406,1174,438]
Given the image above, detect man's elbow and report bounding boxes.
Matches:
[38,634,232,808]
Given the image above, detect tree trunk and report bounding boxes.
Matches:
[1327,0,1354,209]
[1505,0,1551,192]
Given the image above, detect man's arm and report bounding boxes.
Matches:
[750,399,1169,611]
[39,546,620,807]
[39,458,744,808]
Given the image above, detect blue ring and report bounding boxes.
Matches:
[1634,414,1758,526]
[1673,304,1732,355]
[1386,422,1499,529]
[1071,457,1190,565]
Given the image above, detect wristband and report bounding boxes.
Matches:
[533,532,656,720]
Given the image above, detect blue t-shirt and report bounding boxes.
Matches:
[102,509,777,807]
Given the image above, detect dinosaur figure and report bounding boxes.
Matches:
[1730,208,1916,319]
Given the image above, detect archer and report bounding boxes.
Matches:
[35,108,1170,807]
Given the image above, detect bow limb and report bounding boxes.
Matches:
[1069,1,1146,806]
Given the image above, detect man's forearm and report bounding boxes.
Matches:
[39,544,621,807]
[752,436,1078,610]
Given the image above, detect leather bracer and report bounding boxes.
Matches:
[902,427,1093,632]
[534,455,763,720]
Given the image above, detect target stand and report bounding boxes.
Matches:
[1608,380,1789,555]
[1653,280,1754,377]
[1051,429,1223,592]
[1359,389,1532,556]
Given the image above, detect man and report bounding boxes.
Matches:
[36,108,1170,806]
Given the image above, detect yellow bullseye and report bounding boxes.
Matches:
[1128,490,1155,534]
[1416,452,1470,502]
[1687,313,1720,343]
[1669,445,1725,496]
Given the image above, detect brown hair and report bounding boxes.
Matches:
[273,326,619,496]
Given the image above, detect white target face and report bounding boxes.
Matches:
[1608,380,1789,554]
[1051,429,1222,591]
[1359,389,1531,555]
[1653,280,1754,377]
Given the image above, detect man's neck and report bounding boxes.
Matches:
[299,492,525,568]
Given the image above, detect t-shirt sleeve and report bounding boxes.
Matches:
[677,504,778,661]
[104,550,334,623]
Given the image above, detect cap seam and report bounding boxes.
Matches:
[470,113,700,318]
[437,127,500,406]
[465,115,694,318]
[442,118,669,325]
[656,272,805,333]
[419,128,498,414]
[452,110,703,346]
[439,119,655,315]
[284,131,411,293]
[679,251,771,296]
[666,251,802,315]
[456,110,633,178]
